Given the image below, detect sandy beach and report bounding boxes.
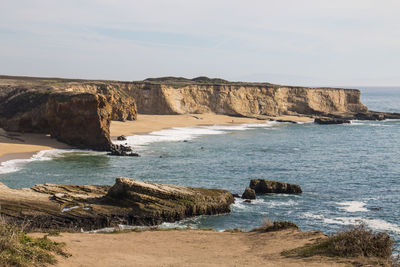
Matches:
[0,114,312,164]
[0,128,70,163]
[37,229,352,267]
[110,113,312,138]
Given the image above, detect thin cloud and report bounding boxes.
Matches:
[0,0,399,86]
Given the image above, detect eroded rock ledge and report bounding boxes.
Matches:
[0,178,234,230]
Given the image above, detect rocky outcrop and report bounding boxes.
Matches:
[314,117,351,125]
[250,179,302,194]
[0,77,138,150]
[241,187,256,200]
[117,135,127,141]
[106,178,234,217]
[46,93,112,150]
[108,144,139,156]
[0,91,113,150]
[0,178,234,230]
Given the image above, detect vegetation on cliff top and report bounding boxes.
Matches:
[283,224,399,266]
[143,76,276,87]
[0,217,69,267]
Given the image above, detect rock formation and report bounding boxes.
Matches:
[129,81,369,117]
[249,179,302,194]
[314,117,351,125]
[108,144,139,156]
[0,177,234,230]
[1,75,399,150]
[241,187,256,200]
[0,77,137,150]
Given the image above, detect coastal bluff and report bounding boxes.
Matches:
[1,75,399,150]
[0,177,234,230]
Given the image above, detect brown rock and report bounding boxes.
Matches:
[45,93,112,150]
[241,187,256,200]
[117,135,127,141]
[250,179,302,194]
[0,178,234,230]
[314,117,351,124]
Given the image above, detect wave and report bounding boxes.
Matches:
[114,121,279,150]
[324,217,400,233]
[304,211,400,234]
[336,201,368,212]
[0,149,91,175]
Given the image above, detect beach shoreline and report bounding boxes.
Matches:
[0,129,71,165]
[110,113,312,138]
[0,114,312,165]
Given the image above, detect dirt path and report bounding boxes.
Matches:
[44,229,348,267]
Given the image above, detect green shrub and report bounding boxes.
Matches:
[283,224,399,266]
[0,217,68,267]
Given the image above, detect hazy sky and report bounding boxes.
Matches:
[1,0,399,86]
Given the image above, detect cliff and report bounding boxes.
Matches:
[1,75,398,150]
[129,83,368,117]
[0,76,138,150]
[0,177,234,230]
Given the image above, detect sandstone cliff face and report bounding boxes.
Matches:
[0,91,113,150]
[60,83,137,121]
[0,77,138,150]
[126,84,368,117]
[45,93,112,150]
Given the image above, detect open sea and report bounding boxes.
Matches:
[1,86,399,249]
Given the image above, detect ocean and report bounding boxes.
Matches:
[1,86,399,249]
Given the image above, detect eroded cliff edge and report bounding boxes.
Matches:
[1,75,398,150]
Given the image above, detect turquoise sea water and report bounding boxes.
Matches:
[0,86,399,249]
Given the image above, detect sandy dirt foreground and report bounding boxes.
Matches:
[37,229,351,267]
[110,114,312,137]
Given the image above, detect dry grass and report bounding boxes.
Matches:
[0,216,69,267]
[283,224,399,266]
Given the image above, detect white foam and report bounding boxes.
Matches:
[336,201,368,213]
[267,199,297,208]
[323,216,400,233]
[0,149,69,174]
[0,149,96,175]
[349,121,365,125]
[114,122,279,150]
[303,212,325,220]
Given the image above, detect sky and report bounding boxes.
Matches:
[1,0,399,86]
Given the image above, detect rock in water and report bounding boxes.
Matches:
[314,118,351,124]
[250,179,302,194]
[117,135,127,141]
[241,187,256,200]
[108,144,139,156]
